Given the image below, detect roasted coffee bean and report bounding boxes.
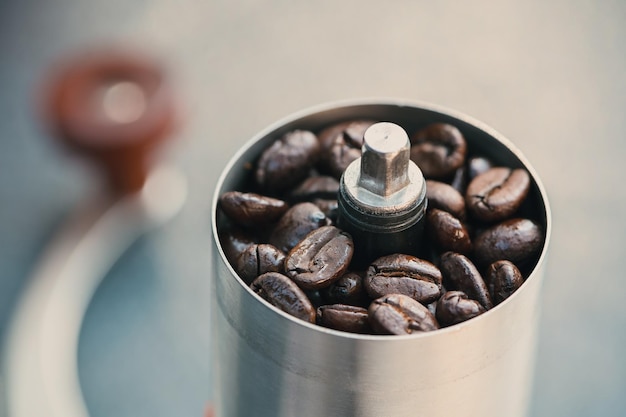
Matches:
[317,120,375,151]
[219,191,288,227]
[427,300,438,317]
[425,180,466,219]
[410,123,467,179]
[467,156,493,180]
[285,226,354,290]
[317,304,371,334]
[236,243,285,284]
[436,291,486,326]
[474,218,543,267]
[305,290,325,308]
[364,254,442,304]
[323,271,369,306]
[486,260,524,304]
[426,209,472,254]
[450,166,467,194]
[219,227,256,265]
[255,130,320,192]
[369,294,440,335]
[466,167,530,222]
[319,121,373,178]
[250,272,316,323]
[439,252,493,309]
[269,202,331,253]
[290,176,340,202]
[312,199,339,222]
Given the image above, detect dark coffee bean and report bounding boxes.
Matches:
[486,260,524,304]
[323,271,369,306]
[425,180,466,219]
[467,156,493,180]
[427,300,438,317]
[466,167,530,222]
[439,252,493,309]
[305,290,325,308]
[318,121,374,178]
[322,124,373,178]
[219,191,288,227]
[369,294,440,335]
[450,165,467,194]
[473,218,543,267]
[436,291,486,326]
[269,202,331,253]
[317,304,371,334]
[317,120,375,151]
[235,243,286,285]
[219,227,256,265]
[426,209,472,254]
[255,130,320,192]
[285,226,354,290]
[364,254,442,304]
[290,176,339,202]
[312,199,339,223]
[250,272,315,323]
[410,123,467,179]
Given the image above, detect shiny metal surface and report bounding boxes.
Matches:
[358,122,412,198]
[212,99,551,417]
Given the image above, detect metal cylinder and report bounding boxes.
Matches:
[211,99,551,417]
[337,122,427,266]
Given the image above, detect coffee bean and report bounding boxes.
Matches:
[450,166,467,195]
[436,291,486,326]
[439,252,493,309]
[290,176,339,202]
[304,290,325,308]
[425,180,466,219]
[486,260,524,304]
[235,243,286,284]
[467,156,493,180]
[326,143,361,179]
[427,300,438,317]
[285,226,354,290]
[321,122,373,178]
[219,191,288,227]
[473,218,543,267]
[426,209,472,254]
[219,227,256,265]
[410,123,467,179]
[255,130,320,192]
[364,254,442,304]
[369,294,440,335]
[312,199,339,223]
[466,167,530,222]
[323,271,369,307]
[317,304,371,334]
[317,120,375,151]
[269,202,331,253]
[250,272,316,323]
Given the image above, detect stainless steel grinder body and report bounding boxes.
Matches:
[211,100,551,417]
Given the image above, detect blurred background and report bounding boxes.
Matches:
[0,0,625,416]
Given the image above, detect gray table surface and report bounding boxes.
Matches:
[1,0,625,416]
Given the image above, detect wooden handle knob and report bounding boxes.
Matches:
[45,49,177,194]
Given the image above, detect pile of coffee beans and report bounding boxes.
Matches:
[217,120,544,335]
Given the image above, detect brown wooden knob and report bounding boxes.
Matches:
[45,48,177,194]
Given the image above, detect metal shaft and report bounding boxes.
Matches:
[337,122,427,266]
